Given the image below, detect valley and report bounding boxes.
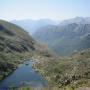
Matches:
[0,18,90,90]
[33,17,90,56]
[0,0,90,89]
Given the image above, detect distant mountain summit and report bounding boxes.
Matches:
[60,17,90,25]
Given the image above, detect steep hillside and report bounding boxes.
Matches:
[33,17,90,56]
[0,20,36,53]
[0,20,52,81]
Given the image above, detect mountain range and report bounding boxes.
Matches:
[11,19,59,34]
[33,17,90,56]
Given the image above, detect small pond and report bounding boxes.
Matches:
[0,60,47,88]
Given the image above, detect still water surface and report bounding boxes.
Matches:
[0,60,47,88]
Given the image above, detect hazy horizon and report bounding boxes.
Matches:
[0,0,90,21]
[8,17,90,22]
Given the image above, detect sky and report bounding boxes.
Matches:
[0,0,90,21]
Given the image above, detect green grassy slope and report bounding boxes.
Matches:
[34,48,90,89]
